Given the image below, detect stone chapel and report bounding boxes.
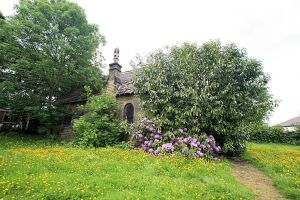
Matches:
[59,48,142,137]
[106,48,142,123]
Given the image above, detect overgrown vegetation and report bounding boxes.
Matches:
[72,94,126,147]
[134,41,275,155]
[243,143,300,199]
[248,124,300,145]
[0,134,254,199]
[0,0,105,133]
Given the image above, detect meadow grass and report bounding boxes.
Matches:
[243,143,300,199]
[0,134,254,199]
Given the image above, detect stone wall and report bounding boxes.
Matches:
[59,94,144,137]
[59,102,85,138]
[116,94,143,123]
[60,126,73,139]
[106,73,118,93]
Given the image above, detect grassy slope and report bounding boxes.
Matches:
[243,143,300,200]
[0,134,254,200]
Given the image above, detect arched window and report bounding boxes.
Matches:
[124,103,134,123]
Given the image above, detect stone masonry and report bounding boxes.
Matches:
[107,48,142,123]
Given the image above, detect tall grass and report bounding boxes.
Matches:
[0,134,254,199]
[243,143,300,199]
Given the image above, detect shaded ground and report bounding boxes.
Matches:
[231,157,288,200]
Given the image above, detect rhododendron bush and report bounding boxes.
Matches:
[133,41,275,155]
[132,118,221,160]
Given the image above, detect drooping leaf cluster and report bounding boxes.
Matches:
[0,0,105,133]
[133,41,275,154]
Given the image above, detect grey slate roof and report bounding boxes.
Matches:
[116,70,135,95]
[120,70,133,82]
[279,116,300,127]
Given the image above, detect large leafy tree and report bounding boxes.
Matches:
[0,0,105,133]
[133,41,275,154]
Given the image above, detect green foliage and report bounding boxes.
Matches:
[133,41,275,155]
[0,0,105,133]
[248,123,300,145]
[0,11,4,20]
[0,134,254,199]
[72,94,125,147]
[112,141,134,149]
[296,124,300,132]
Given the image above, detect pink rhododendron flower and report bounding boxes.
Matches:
[196,151,204,157]
[134,117,221,161]
[162,143,174,151]
[190,141,198,147]
[154,134,161,139]
[149,148,154,153]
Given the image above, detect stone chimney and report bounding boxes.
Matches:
[107,48,122,92]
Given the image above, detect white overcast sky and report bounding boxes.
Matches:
[1,0,300,125]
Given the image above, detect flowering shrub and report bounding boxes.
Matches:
[133,42,275,155]
[132,118,221,160]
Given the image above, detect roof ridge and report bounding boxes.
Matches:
[278,115,300,127]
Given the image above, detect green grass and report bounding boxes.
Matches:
[243,143,300,199]
[0,134,254,199]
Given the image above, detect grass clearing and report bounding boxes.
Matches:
[243,143,300,199]
[0,134,254,199]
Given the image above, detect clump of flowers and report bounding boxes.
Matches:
[132,118,221,160]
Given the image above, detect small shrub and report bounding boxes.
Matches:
[132,118,221,160]
[72,94,126,147]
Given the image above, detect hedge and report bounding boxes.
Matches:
[249,125,300,145]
